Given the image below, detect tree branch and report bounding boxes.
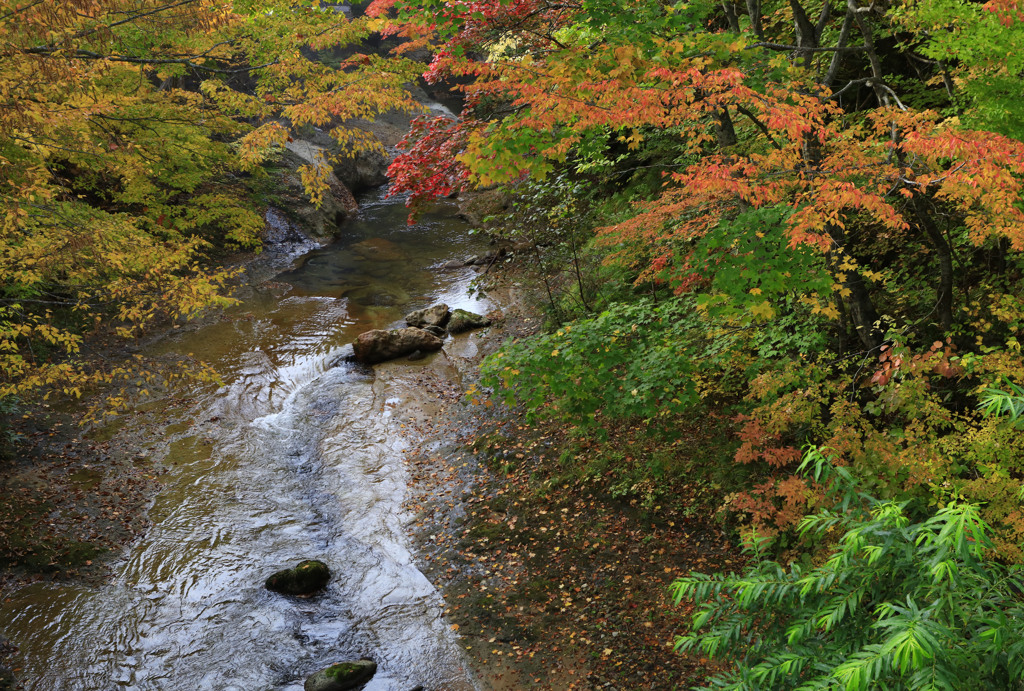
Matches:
[734,105,783,150]
[22,46,276,75]
[751,42,866,53]
[824,7,855,87]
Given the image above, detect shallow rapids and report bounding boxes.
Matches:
[0,191,493,690]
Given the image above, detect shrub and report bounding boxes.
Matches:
[671,447,1024,690]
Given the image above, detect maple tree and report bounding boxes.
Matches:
[0,0,421,419]
[380,0,1024,578]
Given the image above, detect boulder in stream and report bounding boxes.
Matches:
[405,303,450,329]
[265,559,331,596]
[447,309,491,334]
[352,328,443,364]
[304,660,377,691]
[349,237,407,262]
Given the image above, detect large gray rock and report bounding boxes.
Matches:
[457,188,511,226]
[265,560,331,596]
[333,148,389,193]
[287,125,389,194]
[268,142,357,244]
[447,309,491,334]
[405,303,450,329]
[304,660,377,691]
[352,328,443,364]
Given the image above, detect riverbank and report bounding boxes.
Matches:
[389,284,744,689]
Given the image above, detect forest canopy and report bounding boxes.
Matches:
[369,0,1024,551]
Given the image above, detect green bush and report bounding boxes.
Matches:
[671,447,1024,690]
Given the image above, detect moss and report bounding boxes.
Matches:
[265,559,330,596]
[305,659,376,691]
[67,468,103,490]
[464,521,504,542]
[58,541,104,568]
[325,663,360,679]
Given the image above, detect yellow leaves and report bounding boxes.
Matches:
[799,294,841,320]
[238,121,290,169]
[618,129,644,151]
[298,163,329,209]
[749,300,775,321]
[816,303,840,320]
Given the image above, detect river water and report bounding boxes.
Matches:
[0,191,493,690]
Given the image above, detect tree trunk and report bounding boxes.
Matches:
[912,195,954,333]
[721,1,741,33]
[713,107,738,147]
[745,0,765,39]
[827,226,882,350]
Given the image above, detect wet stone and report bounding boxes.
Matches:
[265,559,331,596]
[447,309,491,334]
[304,660,377,691]
[405,303,450,329]
[352,328,443,364]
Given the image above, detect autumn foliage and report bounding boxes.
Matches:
[4,0,1024,683]
[0,0,421,411]
[368,0,1024,572]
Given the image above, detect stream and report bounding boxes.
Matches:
[0,190,494,690]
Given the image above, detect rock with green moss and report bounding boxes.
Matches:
[304,660,377,691]
[405,303,450,329]
[447,309,491,334]
[264,559,331,596]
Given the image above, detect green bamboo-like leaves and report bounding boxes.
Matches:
[672,447,1024,690]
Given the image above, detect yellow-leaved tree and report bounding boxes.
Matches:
[0,0,421,424]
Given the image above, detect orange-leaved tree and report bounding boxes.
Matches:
[388,0,1024,552]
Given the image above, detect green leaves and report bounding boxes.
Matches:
[977,378,1024,422]
[673,447,1024,690]
[479,299,701,434]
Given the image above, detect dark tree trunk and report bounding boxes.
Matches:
[721,1,741,33]
[713,107,738,147]
[745,0,765,39]
[912,195,954,333]
[826,226,882,351]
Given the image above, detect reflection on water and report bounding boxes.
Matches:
[0,190,492,690]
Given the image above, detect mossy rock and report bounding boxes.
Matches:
[447,309,491,334]
[405,303,450,329]
[304,660,377,691]
[265,559,331,596]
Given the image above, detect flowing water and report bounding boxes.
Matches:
[0,191,494,690]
